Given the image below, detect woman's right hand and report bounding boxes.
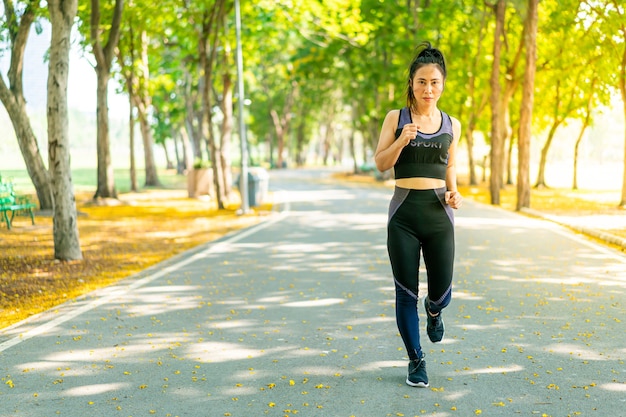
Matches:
[399,123,418,147]
[375,111,419,172]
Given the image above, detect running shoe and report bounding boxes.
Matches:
[424,296,445,343]
[406,355,429,387]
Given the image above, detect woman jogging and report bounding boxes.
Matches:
[374,41,463,388]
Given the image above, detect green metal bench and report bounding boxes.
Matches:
[0,181,36,230]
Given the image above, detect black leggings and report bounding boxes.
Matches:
[387,186,454,359]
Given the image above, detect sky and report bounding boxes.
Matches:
[0,22,128,116]
[0,23,131,170]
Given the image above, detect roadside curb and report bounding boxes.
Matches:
[520,207,626,249]
[337,173,626,251]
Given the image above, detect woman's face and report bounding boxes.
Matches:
[411,64,445,106]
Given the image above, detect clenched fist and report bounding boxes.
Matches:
[398,123,419,147]
[445,191,463,209]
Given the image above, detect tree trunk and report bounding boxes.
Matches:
[489,0,505,205]
[271,109,287,168]
[572,119,590,191]
[197,2,226,208]
[119,26,160,188]
[321,118,334,166]
[0,2,54,211]
[136,107,161,187]
[349,127,357,173]
[118,24,138,192]
[94,71,117,199]
[91,0,124,200]
[47,0,82,261]
[135,29,160,187]
[620,80,626,207]
[209,137,225,208]
[171,128,182,174]
[323,126,332,165]
[220,62,234,198]
[180,125,194,173]
[350,104,359,173]
[205,79,225,208]
[0,84,54,210]
[183,68,202,161]
[503,24,525,187]
[128,92,138,192]
[502,91,515,185]
[465,3,490,186]
[465,122,477,185]
[516,0,539,211]
[269,81,297,169]
[535,77,573,189]
[573,77,596,190]
[535,121,560,189]
[163,142,174,170]
[618,40,626,207]
[506,131,515,185]
[296,108,306,166]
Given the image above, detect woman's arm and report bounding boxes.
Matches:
[374,110,415,172]
[445,116,463,209]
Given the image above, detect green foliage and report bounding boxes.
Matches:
[192,158,211,169]
[2,0,626,182]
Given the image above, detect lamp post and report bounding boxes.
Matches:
[235,0,250,213]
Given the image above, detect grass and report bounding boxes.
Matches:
[340,171,626,241]
[0,167,186,194]
[458,183,626,240]
[1,168,624,330]
[0,169,271,330]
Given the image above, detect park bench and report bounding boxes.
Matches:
[0,181,36,230]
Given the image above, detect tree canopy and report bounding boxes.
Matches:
[2,0,626,226]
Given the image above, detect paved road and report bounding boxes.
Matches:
[1,168,625,417]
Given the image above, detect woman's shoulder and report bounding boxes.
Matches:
[385,108,403,119]
[441,110,461,128]
[382,108,404,128]
[447,114,461,139]
[450,116,461,131]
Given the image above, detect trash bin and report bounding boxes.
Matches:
[238,167,269,207]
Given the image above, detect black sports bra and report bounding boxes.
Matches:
[394,107,453,180]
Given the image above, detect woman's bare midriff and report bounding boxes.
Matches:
[395,177,446,190]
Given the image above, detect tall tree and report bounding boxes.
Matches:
[181,0,227,207]
[572,77,596,190]
[88,0,124,199]
[605,0,626,208]
[149,45,193,174]
[219,21,234,198]
[583,0,626,207]
[501,24,525,187]
[123,27,161,187]
[489,0,505,204]
[0,0,54,210]
[47,0,81,260]
[532,0,593,188]
[516,0,538,210]
[448,0,490,186]
[574,1,623,204]
[247,0,379,169]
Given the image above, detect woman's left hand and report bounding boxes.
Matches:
[445,191,463,209]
